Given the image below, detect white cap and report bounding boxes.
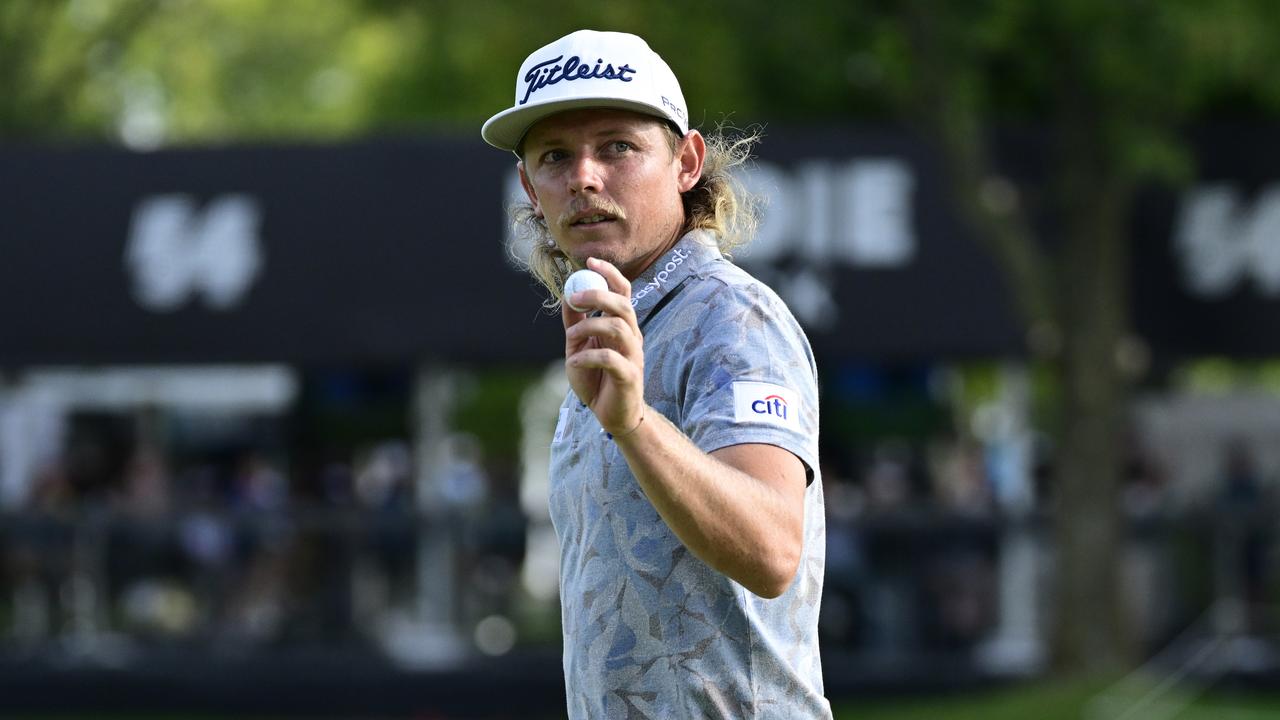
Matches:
[482,30,689,152]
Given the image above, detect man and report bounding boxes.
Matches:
[482,29,830,719]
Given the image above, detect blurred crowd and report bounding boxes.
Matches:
[819,429,1279,659]
[1,388,1276,667]
[1,412,528,658]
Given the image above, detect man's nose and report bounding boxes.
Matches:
[567,155,603,195]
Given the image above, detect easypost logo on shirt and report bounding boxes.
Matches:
[732,382,799,428]
[631,247,691,306]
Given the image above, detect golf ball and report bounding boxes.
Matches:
[563,269,609,312]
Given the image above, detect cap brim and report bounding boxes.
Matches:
[482,97,681,152]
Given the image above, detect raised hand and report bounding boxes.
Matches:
[561,257,646,436]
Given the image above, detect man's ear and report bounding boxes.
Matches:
[517,161,543,218]
[676,130,706,193]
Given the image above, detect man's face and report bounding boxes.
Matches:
[518,108,702,280]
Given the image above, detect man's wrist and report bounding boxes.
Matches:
[610,406,647,440]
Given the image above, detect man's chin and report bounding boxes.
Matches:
[562,240,626,268]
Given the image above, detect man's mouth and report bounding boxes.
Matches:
[566,209,622,228]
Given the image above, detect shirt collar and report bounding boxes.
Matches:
[628,229,721,326]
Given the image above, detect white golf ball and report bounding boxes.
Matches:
[563,269,609,312]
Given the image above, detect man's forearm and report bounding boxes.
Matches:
[612,405,806,598]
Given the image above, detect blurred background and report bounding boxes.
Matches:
[4,1,1280,718]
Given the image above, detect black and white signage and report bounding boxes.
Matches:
[125,194,264,312]
[1,128,1278,365]
[1173,184,1280,299]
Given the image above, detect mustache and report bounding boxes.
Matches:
[556,199,627,229]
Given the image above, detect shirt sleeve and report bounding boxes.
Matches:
[678,279,820,480]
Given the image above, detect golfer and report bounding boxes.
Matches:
[483,29,830,719]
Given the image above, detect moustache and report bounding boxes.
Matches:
[556,200,627,230]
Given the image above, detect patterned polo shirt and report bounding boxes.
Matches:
[548,230,830,719]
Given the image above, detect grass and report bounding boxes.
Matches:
[832,677,1280,720]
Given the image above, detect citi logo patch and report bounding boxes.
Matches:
[753,394,789,419]
[732,382,799,428]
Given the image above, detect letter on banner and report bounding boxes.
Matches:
[1175,184,1280,298]
[125,194,264,312]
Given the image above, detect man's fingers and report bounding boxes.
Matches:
[565,287,635,322]
[563,257,632,327]
[566,315,635,347]
[567,347,639,382]
[561,293,588,329]
[587,257,632,297]
[565,288,605,313]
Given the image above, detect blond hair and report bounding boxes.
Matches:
[508,125,763,308]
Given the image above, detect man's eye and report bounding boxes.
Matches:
[542,149,568,163]
[610,141,632,153]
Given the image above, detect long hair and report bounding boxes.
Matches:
[508,125,763,308]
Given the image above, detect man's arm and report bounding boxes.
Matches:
[563,257,807,599]
[615,414,806,599]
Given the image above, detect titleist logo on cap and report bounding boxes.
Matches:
[520,55,637,106]
[481,30,687,151]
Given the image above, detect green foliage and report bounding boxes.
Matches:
[5,0,1280,148]
[450,367,542,463]
[0,0,155,138]
[852,0,1280,185]
[0,0,418,143]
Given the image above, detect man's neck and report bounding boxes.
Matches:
[622,224,687,281]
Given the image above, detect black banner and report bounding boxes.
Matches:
[1,138,562,365]
[1131,128,1280,357]
[1,128,1276,366]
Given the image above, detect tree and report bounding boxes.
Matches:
[870,0,1280,673]
[0,0,427,145]
[0,0,157,138]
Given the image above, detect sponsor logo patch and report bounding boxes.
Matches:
[520,55,636,105]
[630,247,691,306]
[553,408,569,443]
[732,382,798,428]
